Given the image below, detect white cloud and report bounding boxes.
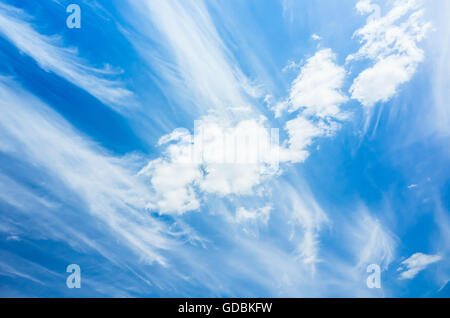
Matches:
[356,0,381,16]
[5,235,21,241]
[199,163,263,196]
[122,0,285,214]
[282,61,300,73]
[138,115,280,214]
[274,49,348,164]
[233,205,272,237]
[235,206,271,225]
[398,252,442,279]
[279,182,329,271]
[0,256,46,286]
[0,3,133,110]
[347,210,397,271]
[138,159,201,215]
[274,49,348,119]
[138,126,201,215]
[348,0,431,107]
[350,54,419,107]
[197,118,279,196]
[281,116,339,163]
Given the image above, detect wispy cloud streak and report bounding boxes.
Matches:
[0,3,133,111]
[0,77,169,267]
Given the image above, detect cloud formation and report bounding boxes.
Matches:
[275,49,348,119]
[398,253,442,279]
[0,3,133,110]
[0,0,445,297]
[348,0,431,107]
[139,116,279,214]
[0,78,171,266]
[275,49,348,163]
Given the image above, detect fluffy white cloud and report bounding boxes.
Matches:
[138,126,201,214]
[199,164,263,196]
[281,116,339,163]
[348,0,431,107]
[197,118,279,196]
[398,252,442,279]
[139,116,280,214]
[274,49,348,164]
[274,49,348,119]
[138,159,201,215]
[235,206,271,225]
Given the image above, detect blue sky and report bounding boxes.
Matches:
[0,0,449,297]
